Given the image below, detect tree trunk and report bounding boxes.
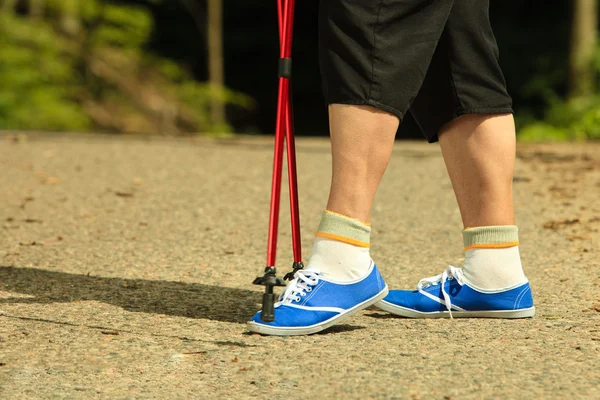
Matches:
[569,0,598,99]
[207,0,225,128]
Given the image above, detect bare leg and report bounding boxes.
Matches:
[304,104,399,281]
[373,111,533,320]
[248,105,398,333]
[326,104,399,222]
[439,113,526,289]
[438,113,516,227]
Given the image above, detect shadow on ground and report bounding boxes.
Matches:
[0,266,261,324]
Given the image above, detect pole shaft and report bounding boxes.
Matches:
[266,0,299,267]
[266,78,288,267]
[285,88,302,262]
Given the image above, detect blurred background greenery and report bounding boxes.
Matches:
[0,0,599,140]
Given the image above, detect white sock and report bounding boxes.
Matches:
[307,237,371,281]
[306,210,372,282]
[462,226,528,290]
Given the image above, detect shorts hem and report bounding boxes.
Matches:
[452,106,514,119]
[325,99,404,120]
[425,106,514,143]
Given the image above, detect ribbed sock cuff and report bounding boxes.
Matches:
[316,210,371,248]
[463,226,519,250]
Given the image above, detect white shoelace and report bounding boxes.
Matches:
[417,265,465,318]
[278,269,321,304]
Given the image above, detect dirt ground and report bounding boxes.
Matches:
[0,133,598,399]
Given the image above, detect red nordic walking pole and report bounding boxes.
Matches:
[253,0,304,322]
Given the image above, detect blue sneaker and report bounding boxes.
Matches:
[376,266,535,318]
[248,261,388,335]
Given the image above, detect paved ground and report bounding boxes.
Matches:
[0,133,598,399]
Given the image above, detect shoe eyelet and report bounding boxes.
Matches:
[295,296,301,302]
[307,288,312,292]
[301,292,306,296]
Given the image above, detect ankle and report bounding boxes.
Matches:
[306,210,372,281]
[462,226,527,289]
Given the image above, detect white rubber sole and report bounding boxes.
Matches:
[247,286,389,336]
[375,300,535,319]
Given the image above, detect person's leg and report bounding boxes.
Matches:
[327,104,399,221]
[439,113,515,228]
[377,113,533,318]
[306,104,398,282]
[438,113,527,289]
[247,104,397,335]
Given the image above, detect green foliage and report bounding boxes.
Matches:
[519,96,600,141]
[0,14,89,131]
[94,5,153,49]
[0,1,252,134]
[518,123,571,142]
[518,34,600,142]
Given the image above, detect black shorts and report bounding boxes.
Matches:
[318,0,513,142]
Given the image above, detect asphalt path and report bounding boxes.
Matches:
[1,133,598,399]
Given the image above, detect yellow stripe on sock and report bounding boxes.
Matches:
[464,241,519,251]
[316,232,370,248]
[323,210,371,226]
